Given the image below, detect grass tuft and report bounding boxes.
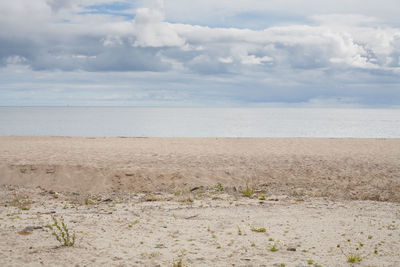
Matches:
[237,226,242,235]
[172,258,183,267]
[239,184,254,197]
[347,253,362,263]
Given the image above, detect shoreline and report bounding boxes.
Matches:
[2,135,400,139]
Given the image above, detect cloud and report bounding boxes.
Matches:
[1,0,399,73]
[46,0,74,12]
[0,0,399,106]
[132,6,185,47]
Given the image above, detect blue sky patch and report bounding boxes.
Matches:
[82,1,136,19]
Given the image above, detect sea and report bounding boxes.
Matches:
[0,107,399,138]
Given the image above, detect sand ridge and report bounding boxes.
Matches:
[0,137,399,201]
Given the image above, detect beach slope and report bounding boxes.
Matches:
[0,137,399,201]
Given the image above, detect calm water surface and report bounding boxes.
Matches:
[0,107,399,138]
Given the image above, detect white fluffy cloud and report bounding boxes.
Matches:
[0,0,399,106]
[132,7,185,47]
[1,0,399,72]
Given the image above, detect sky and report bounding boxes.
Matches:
[0,0,399,107]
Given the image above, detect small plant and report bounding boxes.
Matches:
[269,238,274,241]
[258,194,266,200]
[251,226,266,233]
[84,197,95,205]
[215,183,224,192]
[47,216,76,247]
[307,259,313,264]
[347,253,362,263]
[251,242,256,247]
[239,184,254,197]
[338,237,366,263]
[270,244,278,252]
[237,226,242,235]
[368,235,373,239]
[10,195,31,210]
[172,258,183,267]
[128,219,139,228]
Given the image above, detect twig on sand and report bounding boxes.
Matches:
[185,214,199,219]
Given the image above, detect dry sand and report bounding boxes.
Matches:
[0,137,399,201]
[0,137,399,266]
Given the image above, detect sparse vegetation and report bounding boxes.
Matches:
[347,253,362,263]
[270,244,278,252]
[174,190,184,196]
[237,226,242,235]
[239,184,254,197]
[84,197,94,205]
[251,226,266,233]
[10,195,31,210]
[172,258,183,267]
[128,219,139,228]
[215,183,224,193]
[338,238,364,264]
[47,216,76,247]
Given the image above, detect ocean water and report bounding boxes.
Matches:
[0,107,399,138]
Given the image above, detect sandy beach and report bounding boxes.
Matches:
[0,137,399,266]
[1,137,399,201]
